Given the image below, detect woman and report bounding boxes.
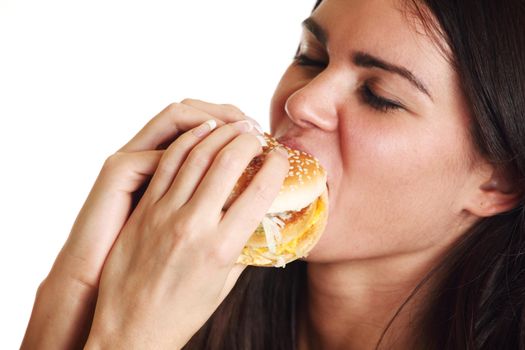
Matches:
[22,0,525,348]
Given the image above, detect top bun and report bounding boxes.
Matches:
[224,133,327,213]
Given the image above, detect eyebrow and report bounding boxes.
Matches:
[301,17,433,100]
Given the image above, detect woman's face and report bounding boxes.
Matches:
[270,0,482,263]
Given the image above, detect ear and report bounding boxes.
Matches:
[466,166,523,217]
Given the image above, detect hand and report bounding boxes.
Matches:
[85,119,289,349]
[21,99,254,349]
[54,100,258,290]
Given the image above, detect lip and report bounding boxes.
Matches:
[276,136,309,155]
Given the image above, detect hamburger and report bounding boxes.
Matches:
[224,133,329,268]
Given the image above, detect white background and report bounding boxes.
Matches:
[0,0,315,346]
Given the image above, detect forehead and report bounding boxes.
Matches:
[313,0,427,50]
[311,0,454,97]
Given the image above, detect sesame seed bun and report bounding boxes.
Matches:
[224,133,329,268]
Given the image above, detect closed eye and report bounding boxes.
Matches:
[293,53,327,68]
[293,54,404,113]
[359,84,404,113]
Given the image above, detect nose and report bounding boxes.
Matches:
[284,70,341,131]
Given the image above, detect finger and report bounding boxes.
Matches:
[98,150,164,193]
[159,120,258,210]
[119,101,244,153]
[141,119,218,202]
[218,264,246,301]
[219,147,289,254]
[180,98,246,121]
[186,132,264,215]
[60,150,164,287]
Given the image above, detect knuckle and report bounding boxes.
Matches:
[165,102,185,115]
[156,140,186,173]
[155,157,174,176]
[186,147,213,168]
[180,98,197,105]
[208,241,232,266]
[220,103,244,116]
[252,181,273,203]
[216,147,243,169]
[102,152,124,172]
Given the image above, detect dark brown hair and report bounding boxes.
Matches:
[406,0,525,348]
[183,0,525,348]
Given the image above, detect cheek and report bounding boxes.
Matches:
[359,108,469,172]
[355,118,470,216]
[316,115,474,259]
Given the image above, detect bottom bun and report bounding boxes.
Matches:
[236,188,329,268]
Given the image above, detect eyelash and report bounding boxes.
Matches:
[293,53,404,113]
[359,85,403,112]
[294,53,327,68]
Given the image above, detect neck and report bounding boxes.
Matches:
[298,250,445,350]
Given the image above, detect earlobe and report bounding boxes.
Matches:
[467,167,523,217]
[471,191,522,217]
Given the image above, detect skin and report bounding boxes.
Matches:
[270,0,520,348]
[21,101,289,349]
[22,0,521,349]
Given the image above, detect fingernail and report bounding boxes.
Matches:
[256,134,268,147]
[192,119,217,137]
[272,146,289,158]
[232,120,253,132]
[244,116,264,134]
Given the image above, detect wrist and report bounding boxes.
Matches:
[85,318,186,350]
[84,327,140,350]
[21,273,98,349]
[45,246,100,296]
[37,272,97,312]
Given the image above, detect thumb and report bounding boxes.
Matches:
[219,263,247,301]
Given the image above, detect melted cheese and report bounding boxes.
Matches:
[254,197,324,257]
